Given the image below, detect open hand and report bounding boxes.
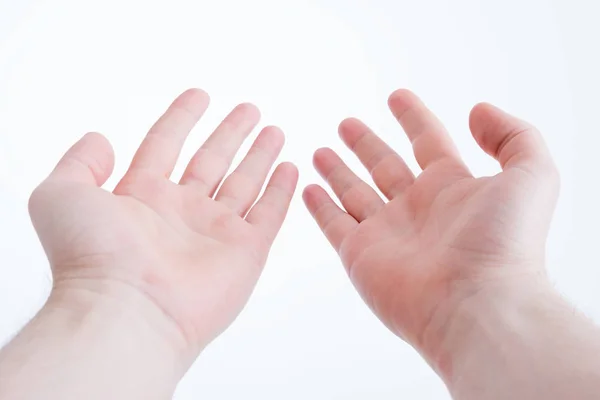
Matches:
[304,90,559,366]
[29,89,298,355]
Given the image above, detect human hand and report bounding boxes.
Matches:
[303,89,559,371]
[29,89,298,358]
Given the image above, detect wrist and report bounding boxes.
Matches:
[0,277,194,399]
[422,274,556,380]
[47,277,193,375]
[426,276,600,398]
[51,278,196,364]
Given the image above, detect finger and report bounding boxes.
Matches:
[469,103,556,174]
[339,118,415,199]
[246,162,298,243]
[303,184,358,252]
[47,132,115,186]
[126,88,209,177]
[215,126,285,216]
[313,148,384,222]
[179,103,261,196]
[388,89,464,170]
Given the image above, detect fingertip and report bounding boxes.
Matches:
[83,132,116,184]
[272,161,299,192]
[302,183,320,198]
[83,131,114,151]
[263,124,284,135]
[235,102,261,122]
[278,161,298,178]
[388,88,415,99]
[52,132,115,186]
[338,117,360,134]
[387,89,425,122]
[312,147,326,164]
[181,88,210,102]
[469,101,534,144]
[468,102,551,171]
[259,125,286,147]
[469,102,498,133]
[470,102,496,114]
[313,146,335,161]
[302,184,327,212]
[176,88,211,113]
[302,184,313,203]
[312,147,336,172]
[388,88,418,107]
[314,148,346,181]
[338,118,367,146]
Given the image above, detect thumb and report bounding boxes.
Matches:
[469,103,555,175]
[47,132,115,186]
[28,133,115,253]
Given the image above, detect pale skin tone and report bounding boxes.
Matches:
[304,89,560,363]
[0,89,299,399]
[0,88,599,399]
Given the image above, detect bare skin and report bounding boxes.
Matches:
[0,89,298,399]
[304,89,600,399]
[1,88,599,400]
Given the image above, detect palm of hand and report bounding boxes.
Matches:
[304,90,558,356]
[29,89,298,348]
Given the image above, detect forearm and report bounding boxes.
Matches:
[0,280,189,400]
[433,281,600,400]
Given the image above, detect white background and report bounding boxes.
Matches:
[0,0,598,398]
